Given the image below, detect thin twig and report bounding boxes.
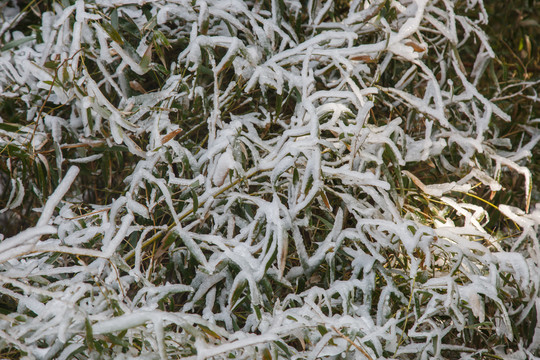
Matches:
[331,326,373,360]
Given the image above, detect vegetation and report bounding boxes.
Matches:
[0,0,539,359]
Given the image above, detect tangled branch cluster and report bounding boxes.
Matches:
[0,0,539,359]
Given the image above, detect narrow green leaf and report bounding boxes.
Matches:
[0,36,34,52]
[274,341,291,357]
[312,213,333,230]
[111,8,119,30]
[191,189,198,213]
[101,21,124,45]
[85,318,95,350]
[254,304,262,320]
[231,280,246,307]
[0,123,21,132]
[293,168,299,185]
[140,44,153,71]
[317,325,328,336]
[143,16,158,32]
[44,61,60,69]
[153,29,171,48]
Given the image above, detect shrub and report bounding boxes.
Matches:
[0,0,539,359]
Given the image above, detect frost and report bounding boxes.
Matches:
[211,147,237,187]
[1,0,539,359]
[403,170,472,197]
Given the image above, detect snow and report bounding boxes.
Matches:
[37,166,80,227]
[0,0,538,358]
[212,147,236,186]
[0,226,56,263]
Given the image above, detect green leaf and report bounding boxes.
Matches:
[231,280,247,308]
[318,325,328,336]
[140,44,153,71]
[143,16,158,32]
[190,189,198,213]
[262,347,273,360]
[44,60,60,69]
[0,123,21,132]
[199,324,221,340]
[254,304,262,320]
[312,213,333,230]
[86,108,94,132]
[153,29,171,48]
[34,158,48,197]
[119,11,141,36]
[101,21,124,45]
[85,318,95,350]
[111,8,119,30]
[293,168,299,185]
[105,332,130,348]
[153,63,170,76]
[274,341,291,357]
[1,36,34,52]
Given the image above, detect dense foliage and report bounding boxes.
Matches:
[0,0,539,359]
